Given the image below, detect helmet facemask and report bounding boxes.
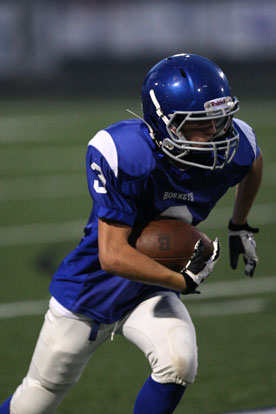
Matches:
[153,93,240,170]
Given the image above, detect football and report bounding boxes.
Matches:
[128,219,213,271]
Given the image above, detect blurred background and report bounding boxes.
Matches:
[0,0,276,100]
[0,1,276,414]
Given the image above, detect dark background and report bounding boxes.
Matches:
[1,0,275,100]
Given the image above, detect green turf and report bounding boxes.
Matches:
[0,99,275,413]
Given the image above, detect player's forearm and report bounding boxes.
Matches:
[100,242,186,292]
[98,218,186,291]
[231,152,263,225]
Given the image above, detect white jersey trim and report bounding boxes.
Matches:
[88,130,118,177]
[234,118,257,158]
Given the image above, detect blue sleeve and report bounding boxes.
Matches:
[86,131,142,227]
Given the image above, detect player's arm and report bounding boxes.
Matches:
[98,218,220,294]
[228,151,263,276]
[98,218,187,292]
[231,151,263,225]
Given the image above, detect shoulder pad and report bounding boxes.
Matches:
[233,118,258,159]
[89,120,155,179]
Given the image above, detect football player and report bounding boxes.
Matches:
[1,53,263,414]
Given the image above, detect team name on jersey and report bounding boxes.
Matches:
[163,191,194,201]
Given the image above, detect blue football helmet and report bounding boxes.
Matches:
[141,53,240,170]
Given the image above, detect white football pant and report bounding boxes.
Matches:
[10,291,198,414]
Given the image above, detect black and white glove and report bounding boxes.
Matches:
[181,238,220,295]
[228,219,259,277]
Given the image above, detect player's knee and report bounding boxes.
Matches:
[10,377,66,414]
[152,346,198,386]
[172,349,198,384]
[33,347,84,392]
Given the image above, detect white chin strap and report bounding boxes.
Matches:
[149,89,170,126]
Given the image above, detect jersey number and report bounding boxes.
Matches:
[91,162,107,194]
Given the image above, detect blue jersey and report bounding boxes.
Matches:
[49,118,260,323]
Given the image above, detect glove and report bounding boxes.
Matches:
[181,238,220,294]
[228,219,259,277]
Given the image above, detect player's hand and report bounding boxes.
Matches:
[181,238,220,294]
[228,220,259,277]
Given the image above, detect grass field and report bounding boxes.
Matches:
[0,98,275,413]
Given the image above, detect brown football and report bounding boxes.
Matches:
[128,219,213,271]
